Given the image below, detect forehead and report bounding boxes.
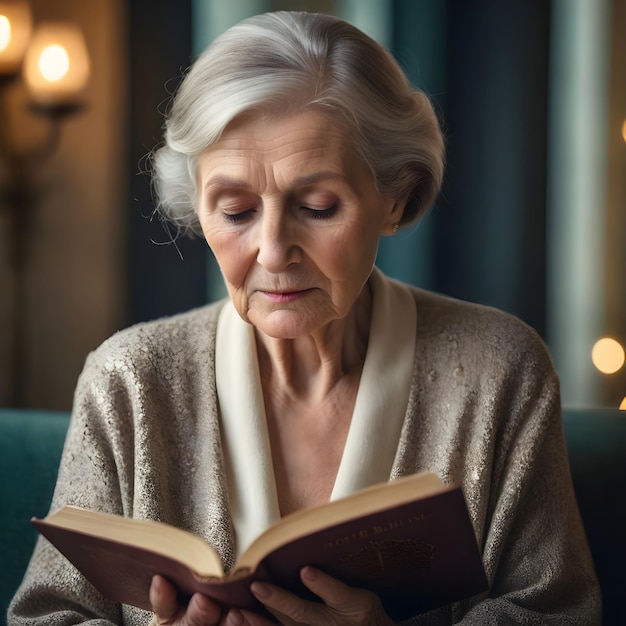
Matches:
[197,109,361,182]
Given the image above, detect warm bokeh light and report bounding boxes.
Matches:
[620,397,626,411]
[622,118,626,144]
[0,2,31,74]
[23,22,89,105]
[591,337,625,374]
[0,15,10,52]
[38,44,69,82]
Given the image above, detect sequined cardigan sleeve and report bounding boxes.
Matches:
[8,301,235,626]
[393,288,601,624]
[8,286,601,625]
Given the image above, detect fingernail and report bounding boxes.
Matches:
[301,566,317,582]
[250,581,270,599]
[228,608,244,625]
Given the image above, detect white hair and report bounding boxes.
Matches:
[152,11,445,236]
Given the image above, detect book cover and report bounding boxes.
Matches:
[32,472,488,621]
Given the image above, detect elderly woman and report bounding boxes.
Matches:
[9,10,600,626]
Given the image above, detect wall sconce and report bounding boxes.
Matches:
[0,0,90,407]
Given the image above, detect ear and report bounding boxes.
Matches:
[381,195,408,236]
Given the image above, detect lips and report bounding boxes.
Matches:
[260,289,313,303]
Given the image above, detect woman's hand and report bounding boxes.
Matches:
[150,575,225,626]
[149,567,396,626]
[243,566,396,626]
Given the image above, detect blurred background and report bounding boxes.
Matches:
[0,0,624,412]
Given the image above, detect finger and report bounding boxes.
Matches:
[150,575,180,623]
[222,607,278,626]
[187,591,223,625]
[150,575,222,625]
[299,567,382,616]
[250,581,317,625]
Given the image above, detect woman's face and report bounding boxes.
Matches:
[196,109,399,339]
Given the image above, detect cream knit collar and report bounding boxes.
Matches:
[215,268,416,557]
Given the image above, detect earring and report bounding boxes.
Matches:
[392,222,400,234]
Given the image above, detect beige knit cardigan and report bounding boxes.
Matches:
[8,282,601,625]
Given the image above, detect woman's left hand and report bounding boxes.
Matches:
[222,566,395,626]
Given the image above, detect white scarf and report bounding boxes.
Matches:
[215,268,417,557]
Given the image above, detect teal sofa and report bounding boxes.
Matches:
[1,408,625,624]
[1,410,70,625]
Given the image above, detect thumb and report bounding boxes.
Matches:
[150,575,180,624]
[150,575,223,626]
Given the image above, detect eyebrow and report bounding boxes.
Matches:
[203,176,251,192]
[203,171,347,192]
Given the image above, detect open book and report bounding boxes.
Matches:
[33,471,488,621]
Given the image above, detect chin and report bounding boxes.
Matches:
[249,309,328,339]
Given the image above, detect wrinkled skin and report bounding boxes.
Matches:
[150,567,395,626]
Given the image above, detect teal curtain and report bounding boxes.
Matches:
[374,0,447,290]
[429,0,551,338]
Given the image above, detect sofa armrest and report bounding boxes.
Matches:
[562,407,626,625]
[0,409,70,622]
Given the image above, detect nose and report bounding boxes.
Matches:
[255,207,301,273]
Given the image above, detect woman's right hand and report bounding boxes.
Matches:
[150,575,225,626]
[150,575,278,626]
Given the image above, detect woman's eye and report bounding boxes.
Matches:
[301,204,338,220]
[222,209,255,223]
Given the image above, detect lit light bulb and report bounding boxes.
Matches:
[622,119,626,144]
[38,43,69,82]
[23,22,89,105]
[0,2,32,75]
[591,337,625,374]
[620,397,626,411]
[0,15,10,52]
